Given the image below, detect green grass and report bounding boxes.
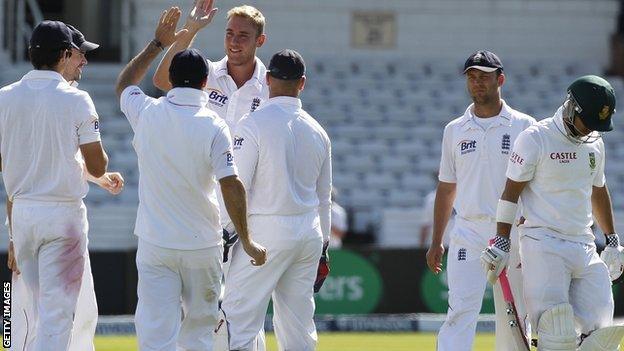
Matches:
[93,332,624,350]
[93,332,486,351]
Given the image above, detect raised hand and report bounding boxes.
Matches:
[155,7,188,48]
[185,0,218,33]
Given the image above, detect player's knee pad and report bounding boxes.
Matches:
[213,309,229,351]
[577,325,624,351]
[537,303,576,351]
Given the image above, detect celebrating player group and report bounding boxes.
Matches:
[3,1,330,350]
[2,0,624,350]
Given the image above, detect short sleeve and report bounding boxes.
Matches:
[75,92,100,145]
[232,116,259,189]
[210,122,238,180]
[120,85,156,131]
[438,124,456,183]
[506,129,541,182]
[593,141,606,187]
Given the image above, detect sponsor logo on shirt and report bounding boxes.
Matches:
[458,140,477,155]
[589,152,596,170]
[208,88,228,107]
[225,151,234,167]
[233,136,244,150]
[549,152,577,164]
[501,134,510,154]
[510,152,524,165]
[250,97,261,112]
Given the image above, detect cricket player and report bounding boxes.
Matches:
[115,7,266,350]
[426,50,536,351]
[153,0,269,228]
[2,21,108,351]
[221,49,331,351]
[153,0,268,130]
[482,75,624,350]
[7,23,124,351]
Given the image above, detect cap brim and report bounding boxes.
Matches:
[79,41,99,52]
[463,65,499,73]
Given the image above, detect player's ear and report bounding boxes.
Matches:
[265,72,272,86]
[498,72,505,87]
[298,76,306,92]
[256,33,266,48]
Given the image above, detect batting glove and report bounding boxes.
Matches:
[222,228,238,263]
[314,242,330,293]
[481,235,510,284]
[600,234,624,281]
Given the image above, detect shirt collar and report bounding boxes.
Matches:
[215,56,266,89]
[459,99,513,131]
[263,96,302,109]
[166,87,209,107]
[22,70,68,84]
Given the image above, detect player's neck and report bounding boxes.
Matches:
[473,99,503,118]
[227,60,256,89]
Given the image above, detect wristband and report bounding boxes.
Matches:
[496,199,518,225]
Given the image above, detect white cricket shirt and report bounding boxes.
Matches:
[120,86,237,249]
[233,96,332,241]
[0,70,100,202]
[439,100,535,226]
[205,56,269,129]
[506,107,606,243]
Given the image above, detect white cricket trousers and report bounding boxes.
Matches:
[135,238,222,351]
[519,230,613,335]
[11,199,91,351]
[10,254,97,351]
[222,212,323,351]
[437,218,528,351]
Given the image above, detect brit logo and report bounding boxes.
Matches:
[589,152,596,170]
[459,140,477,155]
[250,97,261,112]
[225,152,234,167]
[458,248,467,261]
[233,136,244,150]
[208,89,228,107]
[501,134,510,154]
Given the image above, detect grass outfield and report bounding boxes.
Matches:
[93,332,624,350]
[93,332,489,350]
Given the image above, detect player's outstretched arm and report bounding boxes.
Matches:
[153,0,218,92]
[116,7,187,98]
[426,181,455,274]
[219,175,267,266]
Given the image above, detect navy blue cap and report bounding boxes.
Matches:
[66,24,99,52]
[30,21,78,50]
[268,49,305,80]
[169,49,209,86]
[464,50,504,73]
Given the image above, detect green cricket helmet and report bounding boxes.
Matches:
[565,75,616,132]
